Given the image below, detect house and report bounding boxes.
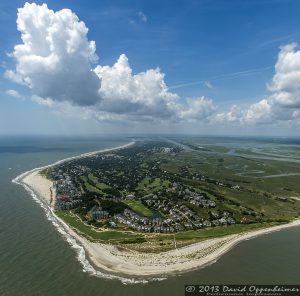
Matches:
[227,217,236,225]
[203,220,212,227]
[232,185,240,190]
[126,194,135,200]
[222,211,230,217]
[184,222,193,230]
[91,206,110,220]
[210,211,219,219]
[109,221,117,228]
[194,222,203,229]
[211,220,220,226]
[174,223,184,231]
[219,217,228,225]
[56,194,70,202]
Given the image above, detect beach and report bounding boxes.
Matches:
[16,143,300,278]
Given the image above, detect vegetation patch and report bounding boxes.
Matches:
[56,211,140,242]
[123,200,152,217]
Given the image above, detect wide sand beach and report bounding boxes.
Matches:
[15,142,300,278]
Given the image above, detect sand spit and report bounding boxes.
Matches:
[13,141,300,279]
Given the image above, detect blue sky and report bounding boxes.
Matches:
[1,0,300,135]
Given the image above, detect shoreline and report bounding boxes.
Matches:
[13,141,300,281]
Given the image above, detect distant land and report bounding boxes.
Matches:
[16,136,300,277]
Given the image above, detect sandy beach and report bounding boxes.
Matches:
[18,143,300,277]
[22,171,55,207]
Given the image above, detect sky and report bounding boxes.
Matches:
[1,0,300,136]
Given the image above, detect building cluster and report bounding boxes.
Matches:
[91,206,110,220]
[136,187,236,232]
[112,198,236,233]
[45,141,239,233]
[114,209,179,233]
[48,165,90,181]
[55,194,82,210]
[114,209,152,232]
[50,171,82,211]
[209,210,236,226]
[183,189,216,208]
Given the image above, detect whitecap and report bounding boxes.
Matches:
[12,142,168,285]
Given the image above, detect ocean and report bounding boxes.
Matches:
[0,136,299,296]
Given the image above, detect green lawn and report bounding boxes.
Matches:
[80,175,109,194]
[87,173,111,191]
[88,173,98,183]
[136,177,170,192]
[80,176,88,182]
[122,200,152,217]
[136,176,151,190]
[95,182,111,190]
[84,182,102,194]
[173,222,281,241]
[55,211,285,252]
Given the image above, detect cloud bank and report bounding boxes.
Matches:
[6,2,214,123]
[5,2,300,128]
[216,44,300,125]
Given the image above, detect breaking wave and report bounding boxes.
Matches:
[12,142,167,285]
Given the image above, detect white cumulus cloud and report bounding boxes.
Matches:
[268,43,300,108]
[243,99,273,124]
[6,2,100,106]
[94,54,179,119]
[5,89,22,99]
[179,97,216,121]
[214,105,243,124]
[6,3,300,130]
[217,43,300,125]
[5,2,216,123]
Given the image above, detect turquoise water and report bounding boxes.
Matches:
[0,136,299,296]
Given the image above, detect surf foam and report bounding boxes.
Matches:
[12,141,167,284]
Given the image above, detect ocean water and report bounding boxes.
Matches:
[0,136,300,296]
